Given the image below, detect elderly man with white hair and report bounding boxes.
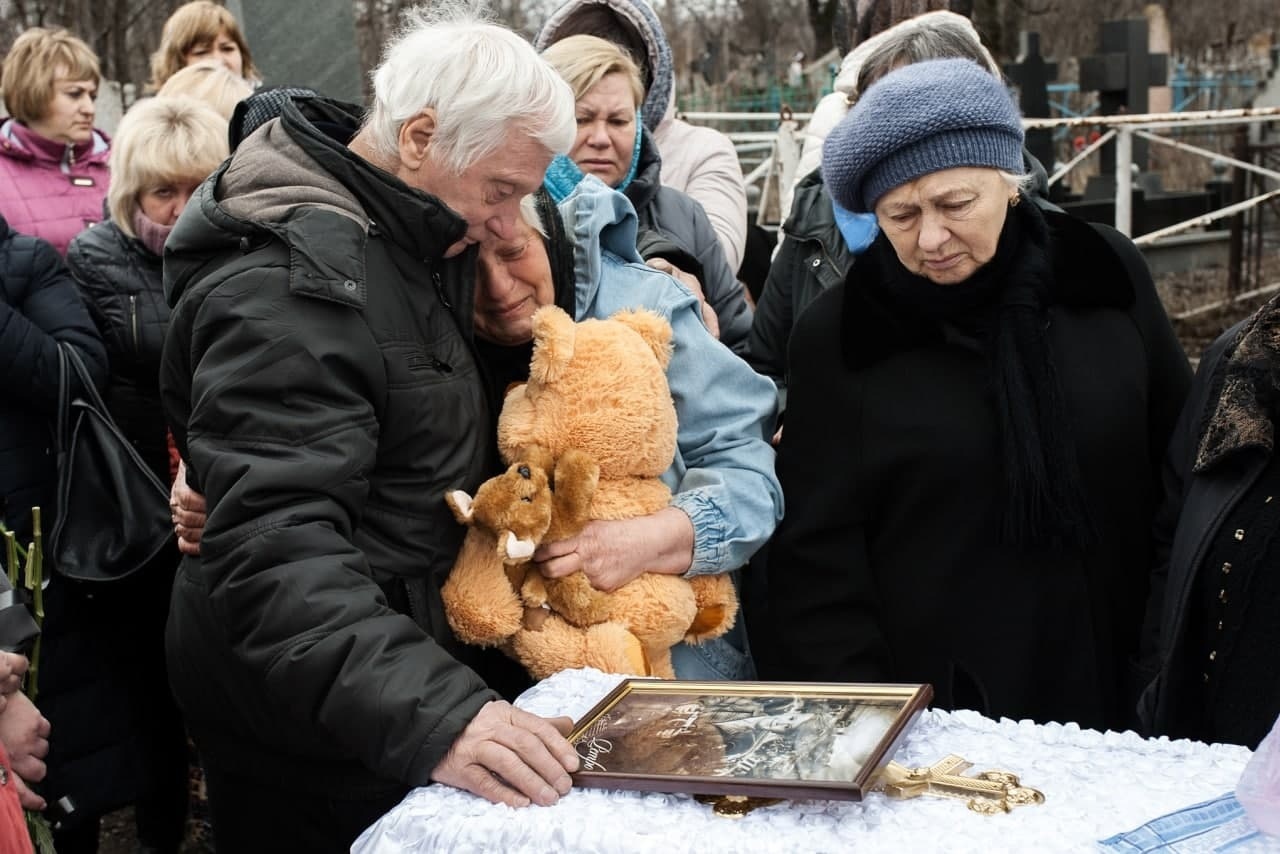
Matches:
[158,6,580,851]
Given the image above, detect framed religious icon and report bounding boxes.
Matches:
[567,680,932,802]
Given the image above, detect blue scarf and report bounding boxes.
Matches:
[831,198,879,254]
[544,108,644,203]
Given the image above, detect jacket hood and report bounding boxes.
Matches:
[164,94,467,309]
[535,0,673,132]
[0,118,110,168]
[559,174,644,308]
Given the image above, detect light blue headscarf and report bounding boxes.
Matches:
[831,198,879,254]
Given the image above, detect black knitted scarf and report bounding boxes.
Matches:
[875,197,1097,551]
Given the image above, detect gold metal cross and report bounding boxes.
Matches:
[876,755,1045,815]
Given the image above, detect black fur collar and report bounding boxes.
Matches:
[1194,297,1280,472]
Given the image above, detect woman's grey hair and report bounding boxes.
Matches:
[364,1,576,175]
[853,11,1002,101]
[518,194,549,239]
[998,170,1036,196]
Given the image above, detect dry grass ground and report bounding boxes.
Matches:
[1159,236,1280,363]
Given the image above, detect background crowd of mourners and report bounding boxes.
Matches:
[0,1,1275,852]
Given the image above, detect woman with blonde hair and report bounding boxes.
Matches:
[540,34,751,353]
[63,95,229,854]
[157,60,254,119]
[148,0,260,91]
[0,27,109,254]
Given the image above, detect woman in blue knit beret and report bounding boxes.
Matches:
[763,58,1191,733]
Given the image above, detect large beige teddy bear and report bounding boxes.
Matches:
[442,305,738,679]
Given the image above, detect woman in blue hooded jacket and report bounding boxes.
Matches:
[472,176,782,680]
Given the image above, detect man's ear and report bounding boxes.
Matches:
[398,108,437,171]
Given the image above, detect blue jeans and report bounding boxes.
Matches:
[670,617,756,680]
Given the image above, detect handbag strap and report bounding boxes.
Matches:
[55,343,70,451]
[58,343,112,416]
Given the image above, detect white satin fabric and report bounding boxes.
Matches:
[353,669,1252,854]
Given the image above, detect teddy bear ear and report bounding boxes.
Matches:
[530,305,576,384]
[444,490,474,524]
[503,532,537,561]
[612,308,673,370]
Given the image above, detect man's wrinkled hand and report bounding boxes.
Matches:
[0,652,27,697]
[430,700,578,808]
[0,691,50,786]
[533,509,694,593]
[171,460,207,556]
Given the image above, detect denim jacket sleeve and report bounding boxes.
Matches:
[662,295,783,575]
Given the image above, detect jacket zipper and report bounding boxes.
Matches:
[432,270,452,310]
[129,295,140,355]
[62,141,76,174]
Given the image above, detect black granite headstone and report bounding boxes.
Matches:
[1079,18,1168,195]
[1003,32,1058,176]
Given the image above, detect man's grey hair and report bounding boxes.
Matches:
[364,2,576,175]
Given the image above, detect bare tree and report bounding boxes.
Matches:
[806,0,841,57]
[1,0,184,87]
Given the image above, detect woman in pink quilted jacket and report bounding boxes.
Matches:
[0,28,110,255]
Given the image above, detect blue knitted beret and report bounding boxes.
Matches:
[822,58,1025,213]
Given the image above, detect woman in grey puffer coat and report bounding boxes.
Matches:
[66,95,229,854]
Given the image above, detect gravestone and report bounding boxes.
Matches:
[1079,18,1168,198]
[1144,5,1172,113]
[1003,32,1057,176]
[224,0,364,103]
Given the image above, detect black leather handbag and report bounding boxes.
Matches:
[49,343,174,582]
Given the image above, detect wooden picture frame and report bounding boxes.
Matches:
[567,679,932,802]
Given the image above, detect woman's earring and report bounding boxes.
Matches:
[1009,194,1021,208]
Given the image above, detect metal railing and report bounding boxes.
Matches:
[684,106,1280,242]
[1024,107,1280,240]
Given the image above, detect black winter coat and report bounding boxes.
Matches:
[67,221,171,484]
[160,96,499,798]
[0,213,106,539]
[765,210,1191,732]
[625,131,752,353]
[1137,315,1271,740]
[0,214,140,832]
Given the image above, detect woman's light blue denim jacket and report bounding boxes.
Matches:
[559,176,783,678]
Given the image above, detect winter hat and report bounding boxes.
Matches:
[822,58,1025,213]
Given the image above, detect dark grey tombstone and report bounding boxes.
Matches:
[1079,19,1168,198]
[1003,32,1058,177]
[224,0,364,103]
